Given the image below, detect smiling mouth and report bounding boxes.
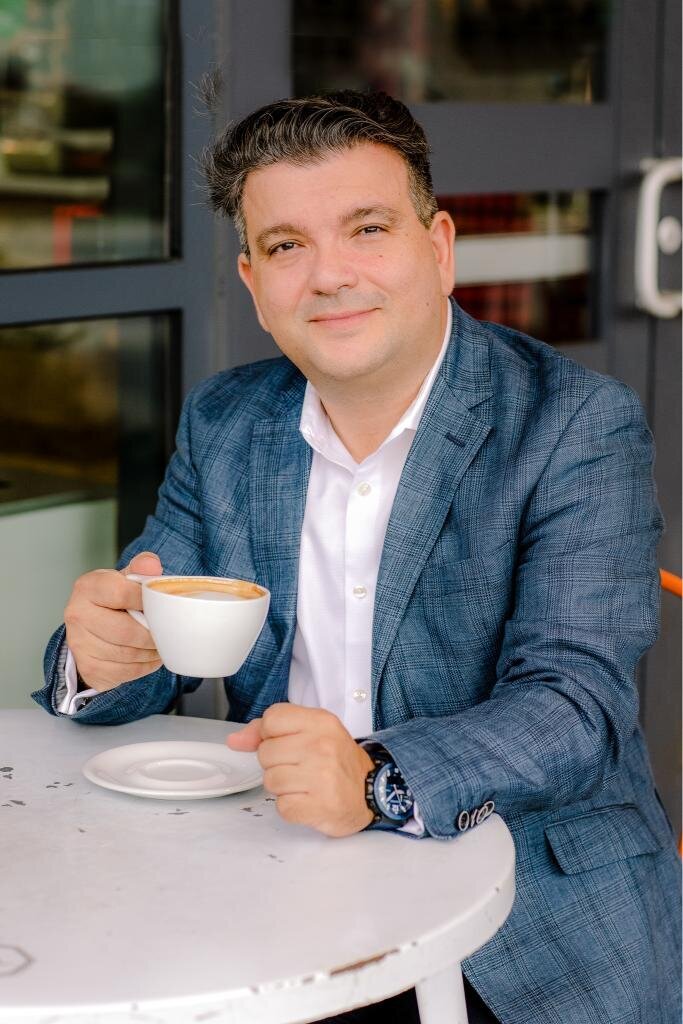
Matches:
[309,309,376,325]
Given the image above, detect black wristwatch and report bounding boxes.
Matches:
[362,743,415,830]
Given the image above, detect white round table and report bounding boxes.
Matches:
[0,710,515,1024]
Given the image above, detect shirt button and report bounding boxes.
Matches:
[352,585,367,599]
[356,482,371,496]
[352,689,368,702]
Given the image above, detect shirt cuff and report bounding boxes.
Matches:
[399,800,426,837]
[57,648,99,715]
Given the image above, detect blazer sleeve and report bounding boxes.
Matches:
[32,385,208,723]
[371,380,664,838]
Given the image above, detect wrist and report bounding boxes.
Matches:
[357,745,375,829]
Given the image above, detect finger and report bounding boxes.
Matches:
[260,703,334,740]
[124,551,163,577]
[76,651,163,691]
[86,605,158,650]
[66,603,158,651]
[226,719,263,752]
[256,735,303,770]
[76,570,146,613]
[67,622,161,665]
[276,793,311,826]
[263,765,308,796]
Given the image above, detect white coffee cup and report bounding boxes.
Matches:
[126,574,270,677]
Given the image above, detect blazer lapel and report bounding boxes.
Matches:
[249,374,311,653]
[372,302,494,700]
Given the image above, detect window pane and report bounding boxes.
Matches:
[0,314,177,550]
[0,0,171,270]
[442,191,597,344]
[293,0,608,104]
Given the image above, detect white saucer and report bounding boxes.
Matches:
[82,741,263,800]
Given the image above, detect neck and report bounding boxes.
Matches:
[315,305,449,463]
[320,384,422,463]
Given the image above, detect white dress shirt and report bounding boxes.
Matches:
[289,303,451,737]
[59,305,452,833]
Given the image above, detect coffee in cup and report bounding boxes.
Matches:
[146,577,265,601]
[126,574,270,677]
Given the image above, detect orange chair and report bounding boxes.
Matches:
[659,570,682,856]
[660,569,682,597]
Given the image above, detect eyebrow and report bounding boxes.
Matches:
[254,205,403,255]
[255,222,303,255]
[340,205,402,227]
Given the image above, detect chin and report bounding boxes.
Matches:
[310,344,391,383]
[313,356,385,385]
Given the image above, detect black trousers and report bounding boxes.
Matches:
[318,977,499,1023]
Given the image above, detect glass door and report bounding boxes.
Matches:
[0,0,220,706]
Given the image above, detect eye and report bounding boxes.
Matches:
[269,240,299,256]
[357,225,385,236]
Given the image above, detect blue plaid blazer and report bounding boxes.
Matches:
[35,300,681,1023]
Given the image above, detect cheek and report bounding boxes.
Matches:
[250,281,306,359]
[255,267,308,319]
[362,241,435,295]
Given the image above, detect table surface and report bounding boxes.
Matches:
[0,710,515,1024]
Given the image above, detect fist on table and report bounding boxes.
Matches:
[228,704,375,838]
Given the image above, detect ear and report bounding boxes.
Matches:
[429,211,456,296]
[237,253,271,333]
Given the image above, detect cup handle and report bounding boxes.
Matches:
[127,608,150,630]
[124,572,151,631]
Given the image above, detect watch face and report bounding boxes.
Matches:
[375,762,414,822]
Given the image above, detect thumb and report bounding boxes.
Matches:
[227,719,263,752]
[124,551,163,577]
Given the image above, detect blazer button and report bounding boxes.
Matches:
[477,800,495,824]
[456,810,470,832]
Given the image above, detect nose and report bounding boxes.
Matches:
[307,241,359,295]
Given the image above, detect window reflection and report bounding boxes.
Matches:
[0,0,171,270]
[0,315,177,549]
[443,191,596,343]
[293,0,608,104]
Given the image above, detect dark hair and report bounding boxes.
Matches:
[201,90,438,255]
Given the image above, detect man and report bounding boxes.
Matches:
[34,92,680,1024]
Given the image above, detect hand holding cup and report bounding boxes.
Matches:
[64,552,164,692]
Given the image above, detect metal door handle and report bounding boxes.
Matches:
[635,157,682,318]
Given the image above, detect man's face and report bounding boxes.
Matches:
[237,143,455,392]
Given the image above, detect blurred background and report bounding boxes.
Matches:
[0,0,680,832]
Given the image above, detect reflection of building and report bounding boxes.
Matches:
[444,192,591,342]
[0,1,175,530]
[0,0,166,269]
[0,1,679,846]
[293,0,606,103]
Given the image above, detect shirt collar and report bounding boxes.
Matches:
[299,300,452,468]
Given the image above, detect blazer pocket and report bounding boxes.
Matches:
[545,804,662,875]
[422,537,517,596]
